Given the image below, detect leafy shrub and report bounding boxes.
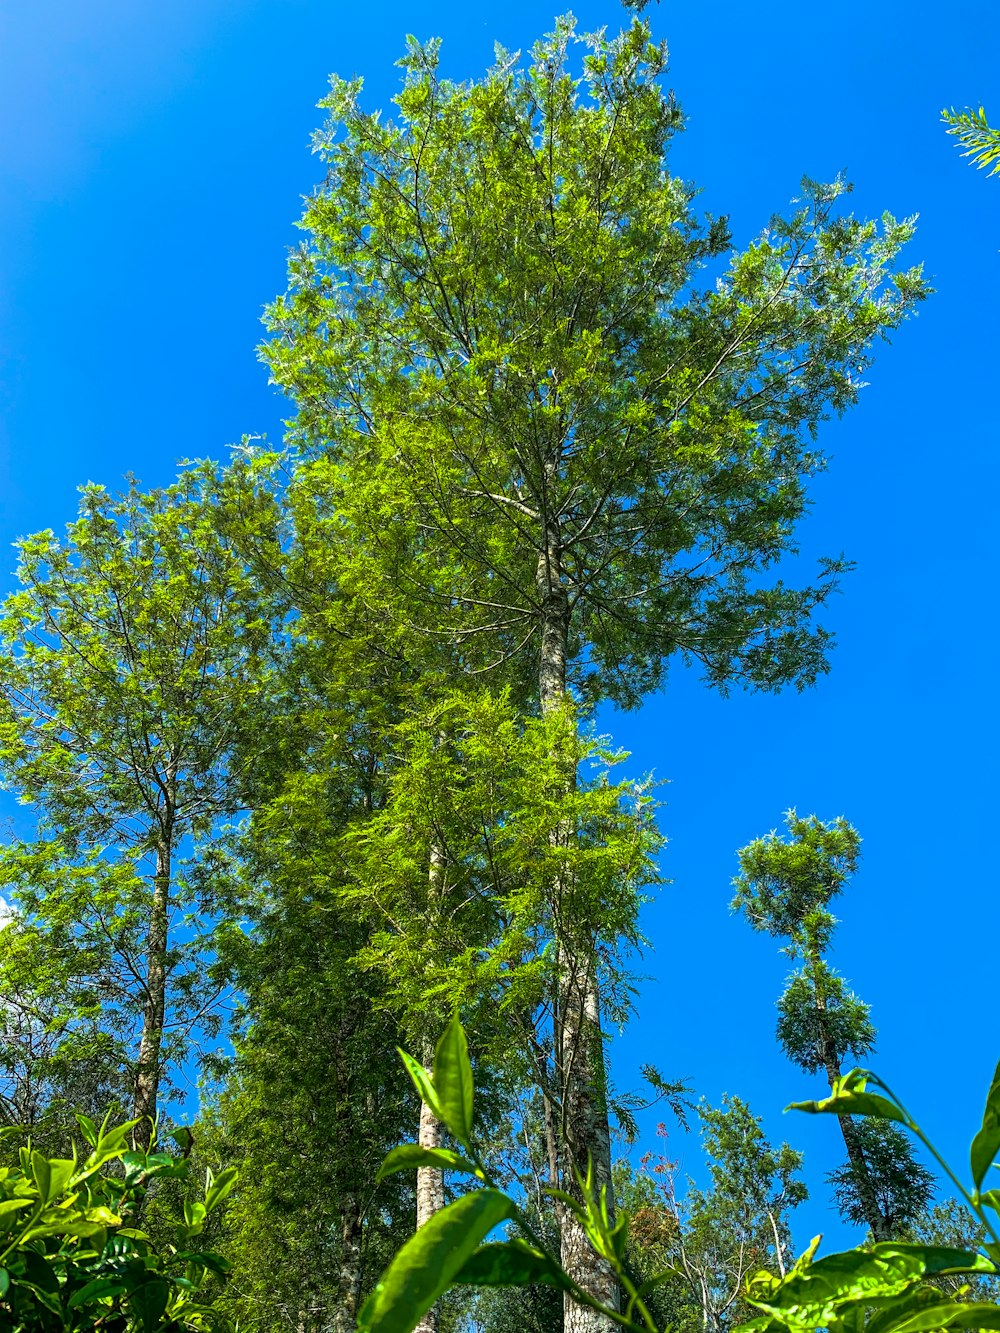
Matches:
[0,1113,234,1331]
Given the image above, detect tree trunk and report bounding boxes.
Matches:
[536,528,619,1331]
[812,958,890,1240]
[133,797,174,1152]
[414,1034,445,1333]
[415,835,448,1333]
[333,1191,364,1333]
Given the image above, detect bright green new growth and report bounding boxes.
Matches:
[265,16,927,708]
[0,1113,235,1331]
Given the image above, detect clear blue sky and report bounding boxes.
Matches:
[2,0,998,1253]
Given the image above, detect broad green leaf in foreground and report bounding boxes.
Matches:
[376,1144,482,1182]
[432,1015,475,1146]
[788,1069,907,1125]
[357,1189,516,1333]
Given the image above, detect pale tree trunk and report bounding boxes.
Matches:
[333,1191,364,1333]
[812,955,891,1240]
[414,1035,445,1333]
[536,525,619,1331]
[133,787,175,1152]
[414,837,447,1333]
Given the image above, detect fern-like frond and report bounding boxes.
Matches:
[943,105,1000,177]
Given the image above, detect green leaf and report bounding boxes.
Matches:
[204,1164,238,1212]
[971,1057,1000,1190]
[376,1144,482,1183]
[870,1243,997,1276]
[14,1280,63,1316]
[885,1303,1000,1333]
[68,1276,128,1308]
[0,1269,8,1297]
[432,1016,474,1145]
[978,1188,1000,1212]
[398,1049,445,1125]
[169,1126,194,1153]
[788,1069,907,1125]
[75,1113,98,1148]
[452,1239,574,1291]
[177,1249,232,1277]
[357,1189,515,1333]
[128,1278,170,1333]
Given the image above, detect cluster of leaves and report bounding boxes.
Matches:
[0,1113,235,1331]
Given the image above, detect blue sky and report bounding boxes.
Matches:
[2,0,998,1253]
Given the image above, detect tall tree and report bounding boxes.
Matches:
[732,811,934,1239]
[0,468,277,1146]
[263,15,926,1324]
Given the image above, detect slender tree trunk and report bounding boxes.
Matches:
[536,525,619,1331]
[333,1191,364,1333]
[415,837,447,1333]
[133,794,174,1151]
[811,954,890,1240]
[414,1034,445,1333]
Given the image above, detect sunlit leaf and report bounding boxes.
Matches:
[376,1144,481,1182]
[432,1017,474,1145]
[357,1190,515,1333]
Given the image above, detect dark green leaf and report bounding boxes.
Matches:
[453,1239,574,1291]
[14,1280,63,1315]
[169,1126,194,1153]
[357,1189,515,1333]
[21,1249,59,1293]
[432,1017,474,1145]
[68,1276,128,1309]
[376,1144,481,1182]
[128,1279,170,1333]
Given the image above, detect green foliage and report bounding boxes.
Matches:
[943,107,1000,176]
[0,1113,233,1331]
[734,814,932,1239]
[265,17,927,711]
[343,690,662,1058]
[362,1021,1000,1333]
[776,972,876,1075]
[0,465,280,1137]
[732,813,860,942]
[827,1120,936,1236]
[615,1100,807,1333]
